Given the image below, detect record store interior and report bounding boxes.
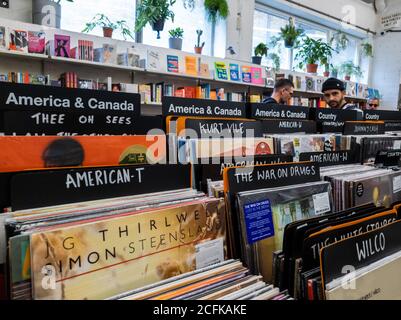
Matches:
[3,0,401,302]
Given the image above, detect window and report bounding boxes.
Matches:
[142,0,226,57]
[61,0,136,41]
[252,10,291,70]
[252,6,368,83]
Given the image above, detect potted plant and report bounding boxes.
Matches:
[331,65,339,78]
[323,64,331,77]
[135,0,176,39]
[82,14,134,40]
[361,42,373,58]
[32,0,74,28]
[339,60,363,81]
[168,27,184,50]
[252,43,268,65]
[195,29,205,54]
[295,37,335,74]
[279,17,304,48]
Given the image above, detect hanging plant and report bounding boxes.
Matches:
[330,31,349,52]
[279,17,304,48]
[361,42,373,58]
[183,0,195,10]
[135,0,176,39]
[204,0,229,23]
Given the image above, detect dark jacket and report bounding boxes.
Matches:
[262,97,279,104]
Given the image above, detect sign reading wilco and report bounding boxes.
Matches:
[0,82,141,116]
[162,96,246,118]
[250,103,310,120]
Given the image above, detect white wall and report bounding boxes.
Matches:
[372,0,401,109]
[0,0,32,22]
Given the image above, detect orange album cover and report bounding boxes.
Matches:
[0,135,166,172]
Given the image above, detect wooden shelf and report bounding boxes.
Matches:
[0,49,48,61]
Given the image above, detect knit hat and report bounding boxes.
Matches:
[322,78,345,92]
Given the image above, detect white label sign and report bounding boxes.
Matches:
[313,192,331,216]
[195,238,225,269]
[393,175,401,193]
[381,12,401,30]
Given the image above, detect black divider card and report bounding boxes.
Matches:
[321,220,401,286]
[384,121,401,132]
[162,96,246,118]
[182,118,263,138]
[260,119,316,134]
[299,151,357,167]
[0,82,141,116]
[9,164,191,210]
[310,108,359,133]
[374,149,401,167]
[249,103,309,120]
[225,162,320,194]
[2,111,163,135]
[343,121,385,135]
[195,154,293,190]
[364,110,401,121]
[302,211,397,270]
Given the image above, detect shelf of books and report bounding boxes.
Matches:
[0,17,378,110]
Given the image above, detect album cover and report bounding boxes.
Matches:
[28,31,45,54]
[54,34,71,58]
[102,44,116,64]
[167,55,179,73]
[0,135,166,172]
[0,26,6,49]
[30,198,227,299]
[9,29,28,52]
[237,181,332,282]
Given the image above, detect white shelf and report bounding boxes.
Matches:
[0,49,369,101]
[143,69,213,81]
[0,49,48,61]
[50,56,145,72]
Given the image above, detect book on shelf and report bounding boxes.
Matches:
[175,86,196,98]
[217,88,225,101]
[199,61,210,78]
[0,72,49,85]
[60,72,78,88]
[74,40,94,61]
[120,83,139,94]
[185,56,198,76]
[28,31,45,54]
[139,84,152,103]
[250,94,261,103]
[229,63,240,81]
[242,66,251,83]
[275,73,285,81]
[251,67,264,85]
[9,29,28,52]
[147,49,162,71]
[54,34,71,58]
[164,84,174,97]
[215,62,228,80]
[78,79,94,90]
[167,55,179,73]
[0,26,6,49]
[94,44,117,64]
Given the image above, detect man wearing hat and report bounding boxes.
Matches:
[321,78,363,116]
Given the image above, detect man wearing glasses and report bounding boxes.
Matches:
[321,78,363,117]
[263,79,294,105]
[365,97,380,110]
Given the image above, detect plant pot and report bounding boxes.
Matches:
[32,0,61,28]
[306,63,318,74]
[331,71,338,78]
[194,46,203,54]
[169,38,183,50]
[344,75,351,81]
[323,71,330,77]
[284,39,294,48]
[151,19,165,39]
[252,56,262,65]
[103,27,114,38]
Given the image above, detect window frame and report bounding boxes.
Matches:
[253,3,367,82]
